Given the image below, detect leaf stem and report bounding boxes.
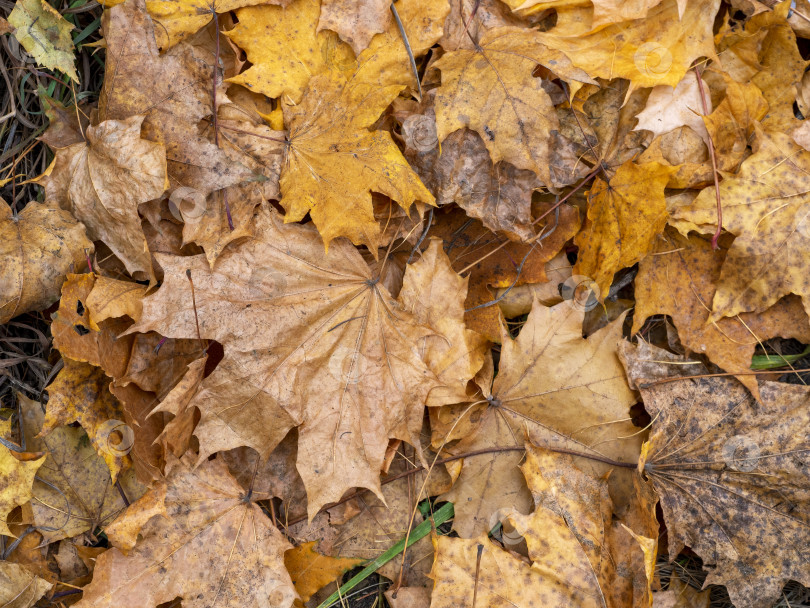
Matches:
[694,66,722,249]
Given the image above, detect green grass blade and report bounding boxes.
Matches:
[751,345,810,370]
[315,501,454,608]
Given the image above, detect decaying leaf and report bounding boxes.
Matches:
[671,129,810,321]
[620,340,810,608]
[317,0,390,55]
[435,301,642,537]
[433,26,593,186]
[99,0,259,196]
[100,0,289,50]
[399,239,488,405]
[29,424,144,543]
[8,0,78,81]
[50,273,135,379]
[633,229,810,399]
[574,160,676,299]
[0,201,92,325]
[75,455,296,608]
[430,443,656,607]
[0,561,53,608]
[129,207,479,517]
[40,115,167,279]
[430,204,580,342]
[42,358,128,481]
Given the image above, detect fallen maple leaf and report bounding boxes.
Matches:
[284,541,364,603]
[406,123,542,241]
[632,228,810,399]
[535,0,721,91]
[31,425,143,543]
[670,128,810,321]
[100,0,289,50]
[75,455,296,608]
[99,0,259,197]
[225,0,354,103]
[352,0,450,93]
[0,201,92,325]
[399,239,488,406]
[430,443,656,608]
[8,0,78,81]
[0,434,45,537]
[318,0,390,55]
[432,25,593,186]
[129,207,479,517]
[39,115,167,280]
[51,273,135,379]
[0,561,53,608]
[634,72,712,147]
[43,358,128,481]
[574,160,676,299]
[620,340,810,608]
[435,300,642,536]
[281,70,435,251]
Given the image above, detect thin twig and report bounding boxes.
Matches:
[694,66,722,249]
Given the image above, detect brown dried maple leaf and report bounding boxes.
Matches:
[130,207,479,517]
[620,340,810,608]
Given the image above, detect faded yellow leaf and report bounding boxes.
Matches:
[284,542,364,603]
[433,26,593,185]
[43,359,128,481]
[574,161,676,299]
[8,0,78,81]
[537,0,720,90]
[281,71,435,250]
[225,0,354,104]
[0,201,91,325]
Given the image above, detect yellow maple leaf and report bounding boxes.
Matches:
[433,25,594,185]
[536,0,720,91]
[284,542,363,603]
[100,0,289,50]
[281,71,435,250]
[8,0,78,82]
[574,161,676,298]
[225,0,355,104]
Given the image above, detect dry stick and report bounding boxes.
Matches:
[637,367,810,389]
[185,269,204,350]
[694,66,722,250]
[390,1,421,100]
[472,543,484,608]
[211,11,234,231]
[457,164,601,276]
